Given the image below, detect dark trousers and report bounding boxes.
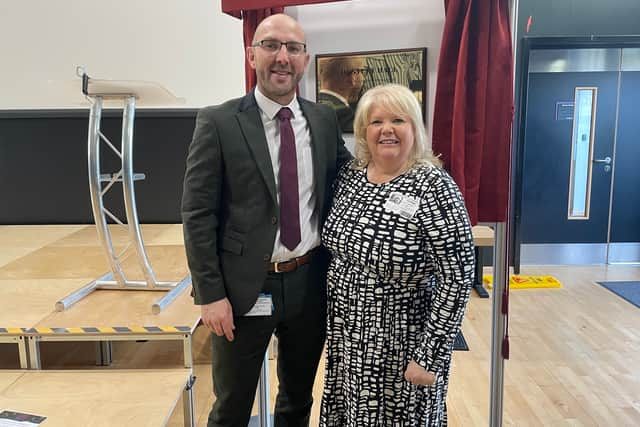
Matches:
[207,256,327,427]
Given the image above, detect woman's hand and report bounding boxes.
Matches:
[404,360,436,386]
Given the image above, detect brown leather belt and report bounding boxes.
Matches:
[268,250,313,273]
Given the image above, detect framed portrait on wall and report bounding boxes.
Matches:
[315,47,427,134]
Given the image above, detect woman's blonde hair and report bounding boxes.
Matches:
[352,83,441,169]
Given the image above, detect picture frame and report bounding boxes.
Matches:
[315,47,427,134]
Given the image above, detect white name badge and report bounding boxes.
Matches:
[383,192,420,220]
[244,293,273,316]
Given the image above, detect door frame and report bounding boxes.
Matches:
[511,36,640,269]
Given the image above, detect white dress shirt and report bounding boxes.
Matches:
[254,87,320,262]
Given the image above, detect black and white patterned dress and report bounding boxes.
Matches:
[319,161,475,426]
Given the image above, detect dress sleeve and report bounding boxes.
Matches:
[331,160,355,203]
[411,168,475,374]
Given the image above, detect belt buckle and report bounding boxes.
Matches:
[274,261,282,273]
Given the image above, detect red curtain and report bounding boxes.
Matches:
[240,8,284,92]
[223,8,284,93]
[431,0,513,225]
[222,0,345,10]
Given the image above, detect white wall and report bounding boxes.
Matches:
[291,0,445,135]
[0,0,245,108]
[0,0,444,118]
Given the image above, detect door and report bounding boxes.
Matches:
[609,48,640,262]
[520,47,640,264]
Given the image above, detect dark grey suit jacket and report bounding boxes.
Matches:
[182,91,351,315]
[318,90,355,133]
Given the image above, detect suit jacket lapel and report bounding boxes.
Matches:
[236,92,278,205]
[299,98,327,212]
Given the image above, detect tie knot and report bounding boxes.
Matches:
[277,107,292,121]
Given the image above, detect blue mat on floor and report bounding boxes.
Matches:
[597,281,640,309]
[454,331,469,351]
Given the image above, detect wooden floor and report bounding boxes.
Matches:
[1,225,639,426]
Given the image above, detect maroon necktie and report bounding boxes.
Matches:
[277,107,301,250]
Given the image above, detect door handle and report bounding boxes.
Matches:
[592,156,612,165]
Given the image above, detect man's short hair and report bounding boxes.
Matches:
[320,56,361,87]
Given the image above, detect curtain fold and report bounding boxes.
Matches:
[432,0,513,225]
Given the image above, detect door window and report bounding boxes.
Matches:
[568,87,597,219]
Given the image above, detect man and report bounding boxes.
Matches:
[182,13,351,427]
[317,56,366,133]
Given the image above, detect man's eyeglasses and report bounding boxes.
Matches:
[346,68,368,76]
[253,39,307,56]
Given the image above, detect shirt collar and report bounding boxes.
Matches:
[254,86,300,120]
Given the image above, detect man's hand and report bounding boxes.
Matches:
[201,298,235,342]
[404,360,436,386]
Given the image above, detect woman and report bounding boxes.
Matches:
[320,84,475,426]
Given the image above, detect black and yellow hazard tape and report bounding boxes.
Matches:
[0,326,192,335]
